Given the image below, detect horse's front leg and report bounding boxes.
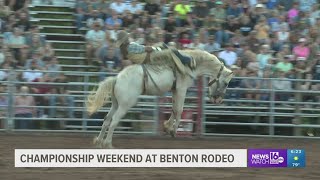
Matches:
[163,112,175,134]
[169,88,187,137]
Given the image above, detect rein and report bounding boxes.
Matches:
[141,64,162,93]
[208,64,224,86]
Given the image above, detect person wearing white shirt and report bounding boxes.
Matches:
[126,0,143,14]
[110,0,127,14]
[218,43,238,67]
[188,37,205,50]
[22,62,43,82]
[85,22,105,64]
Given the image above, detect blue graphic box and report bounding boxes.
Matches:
[287,149,305,168]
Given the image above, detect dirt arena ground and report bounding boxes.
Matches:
[0,133,319,180]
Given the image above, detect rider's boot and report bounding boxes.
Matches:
[172,49,196,69]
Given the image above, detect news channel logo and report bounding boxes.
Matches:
[248,149,305,168]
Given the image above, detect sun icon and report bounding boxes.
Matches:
[294,156,299,161]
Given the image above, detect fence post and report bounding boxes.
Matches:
[7,69,16,131]
[82,74,89,131]
[293,75,302,136]
[153,96,159,136]
[200,76,206,136]
[269,79,275,136]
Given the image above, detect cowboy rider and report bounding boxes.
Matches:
[115,30,196,74]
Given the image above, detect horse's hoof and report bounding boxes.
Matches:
[93,137,101,146]
[169,130,176,138]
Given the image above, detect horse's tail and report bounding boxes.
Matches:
[86,76,117,115]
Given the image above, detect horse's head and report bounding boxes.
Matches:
[208,64,233,104]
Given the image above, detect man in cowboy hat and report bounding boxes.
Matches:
[115,30,196,75]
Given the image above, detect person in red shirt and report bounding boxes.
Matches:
[178,33,192,49]
[31,74,53,118]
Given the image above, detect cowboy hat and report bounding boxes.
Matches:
[115,30,129,47]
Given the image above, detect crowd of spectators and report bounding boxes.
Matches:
[0,0,75,129]
[77,0,320,104]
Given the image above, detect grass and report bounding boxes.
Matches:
[34,20,74,26]
[30,6,74,12]
[55,51,85,58]
[41,28,75,34]
[33,13,74,19]
[51,43,84,49]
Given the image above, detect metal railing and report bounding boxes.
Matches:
[0,69,319,138]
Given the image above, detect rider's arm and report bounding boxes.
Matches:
[128,42,153,54]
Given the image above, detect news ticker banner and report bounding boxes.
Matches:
[14,149,305,168]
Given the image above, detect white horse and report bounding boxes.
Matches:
[86,50,233,148]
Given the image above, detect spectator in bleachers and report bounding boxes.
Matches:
[99,0,111,19]
[29,34,44,54]
[218,43,238,67]
[254,16,270,44]
[188,36,205,50]
[268,10,280,33]
[299,0,317,12]
[0,0,11,19]
[4,13,16,33]
[31,73,54,118]
[193,0,209,28]
[22,60,43,82]
[127,0,143,15]
[26,25,45,45]
[144,0,160,16]
[272,70,292,102]
[227,1,243,18]
[226,64,242,104]
[14,86,36,129]
[276,25,290,47]
[49,73,75,119]
[16,10,31,32]
[3,51,17,68]
[46,56,61,80]
[86,9,104,29]
[240,70,261,102]
[110,0,127,15]
[260,69,272,101]
[204,14,219,36]
[238,14,254,36]
[310,5,320,26]
[6,27,26,60]
[39,42,54,59]
[8,0,29,13]
[204,35,221,54]
[257,44,273,73]
[75,0,90,30]
[174,0,191,27]
[105,10,123,30]
[178,32,192,49]
[209,1,226,27]
[250,4,268,24]
[88,0,101,14]
[215,23,231,45]
[288,2,299,25]
[85,22,105,64]
[0,67,7,82]
[122,11,135,28]
[230,30,246,48]
[106,22,120,41]
[293,38,310,60]
[24,50,46,70]
[275,56,293,74]
[17,45,29,68]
